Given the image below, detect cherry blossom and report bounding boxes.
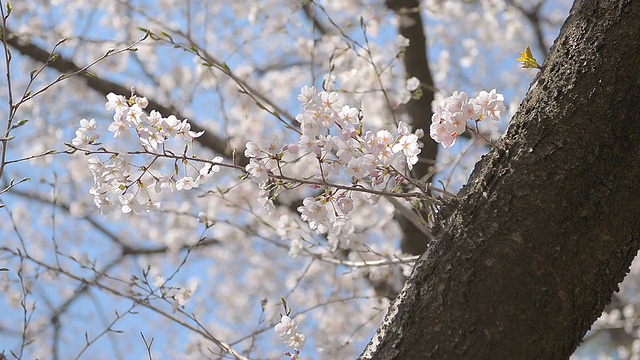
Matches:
[1,1,578,358]
[430,90,507,147]
[275,315,306,351]
[176,176,199,191]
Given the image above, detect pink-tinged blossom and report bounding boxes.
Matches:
[320,110,338,129]
[449,115,467,135]
[397,121,411,136]
[257,189,275,214]
[475,89,506,121]
[344,157,363,179]
[486,102,507,120]
[362,131,379,153]
[135,96,149,109]
[200,156,223,176]
[462,101,483,121]
[430,121,458,148]
[444,91,468,114]
[377,146,394,166]
[317,134,334,153]
[297,197,326,223]
[475,89,499,109]
[430,89,506,148]
[340,126,358,141]
[337,196,354,214]
[87,157,104,176]
[371,170,390,190]
[285,142,299,154]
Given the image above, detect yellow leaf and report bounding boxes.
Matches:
[516,46,541,69]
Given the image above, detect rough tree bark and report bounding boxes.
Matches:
[361,0,640,359]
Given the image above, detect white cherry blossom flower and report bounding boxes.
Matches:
[179,120,205,142]
[119,193,143,214]
[176,176,198,191]
[406,77,420,91]
[337,196,354,215]
[297,85,317,104]
[171,279,198,312]
[284,332,306,350]
[275,315,306,350]
[244,142,260,158]
[392,134,421,169]
[160,115,181,137]
[105,92,129,114]
[196,156,223,184]
[135,96,149,109]
[275,315,298,338]
[319,91,340,111]
[246,158,269,185]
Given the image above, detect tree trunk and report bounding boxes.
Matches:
[386,0,439,256]
[361,0,640,358]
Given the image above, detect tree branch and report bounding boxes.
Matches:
[362,0,640,358]
[3,28,245,165]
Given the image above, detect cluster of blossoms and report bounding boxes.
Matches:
[69,84,507,354]
[72,92,223,214]
[71,118,100,147]
[102,92,205,149]
[275,314,306,353]
[430,89,506,148]
[244,85,424,233]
